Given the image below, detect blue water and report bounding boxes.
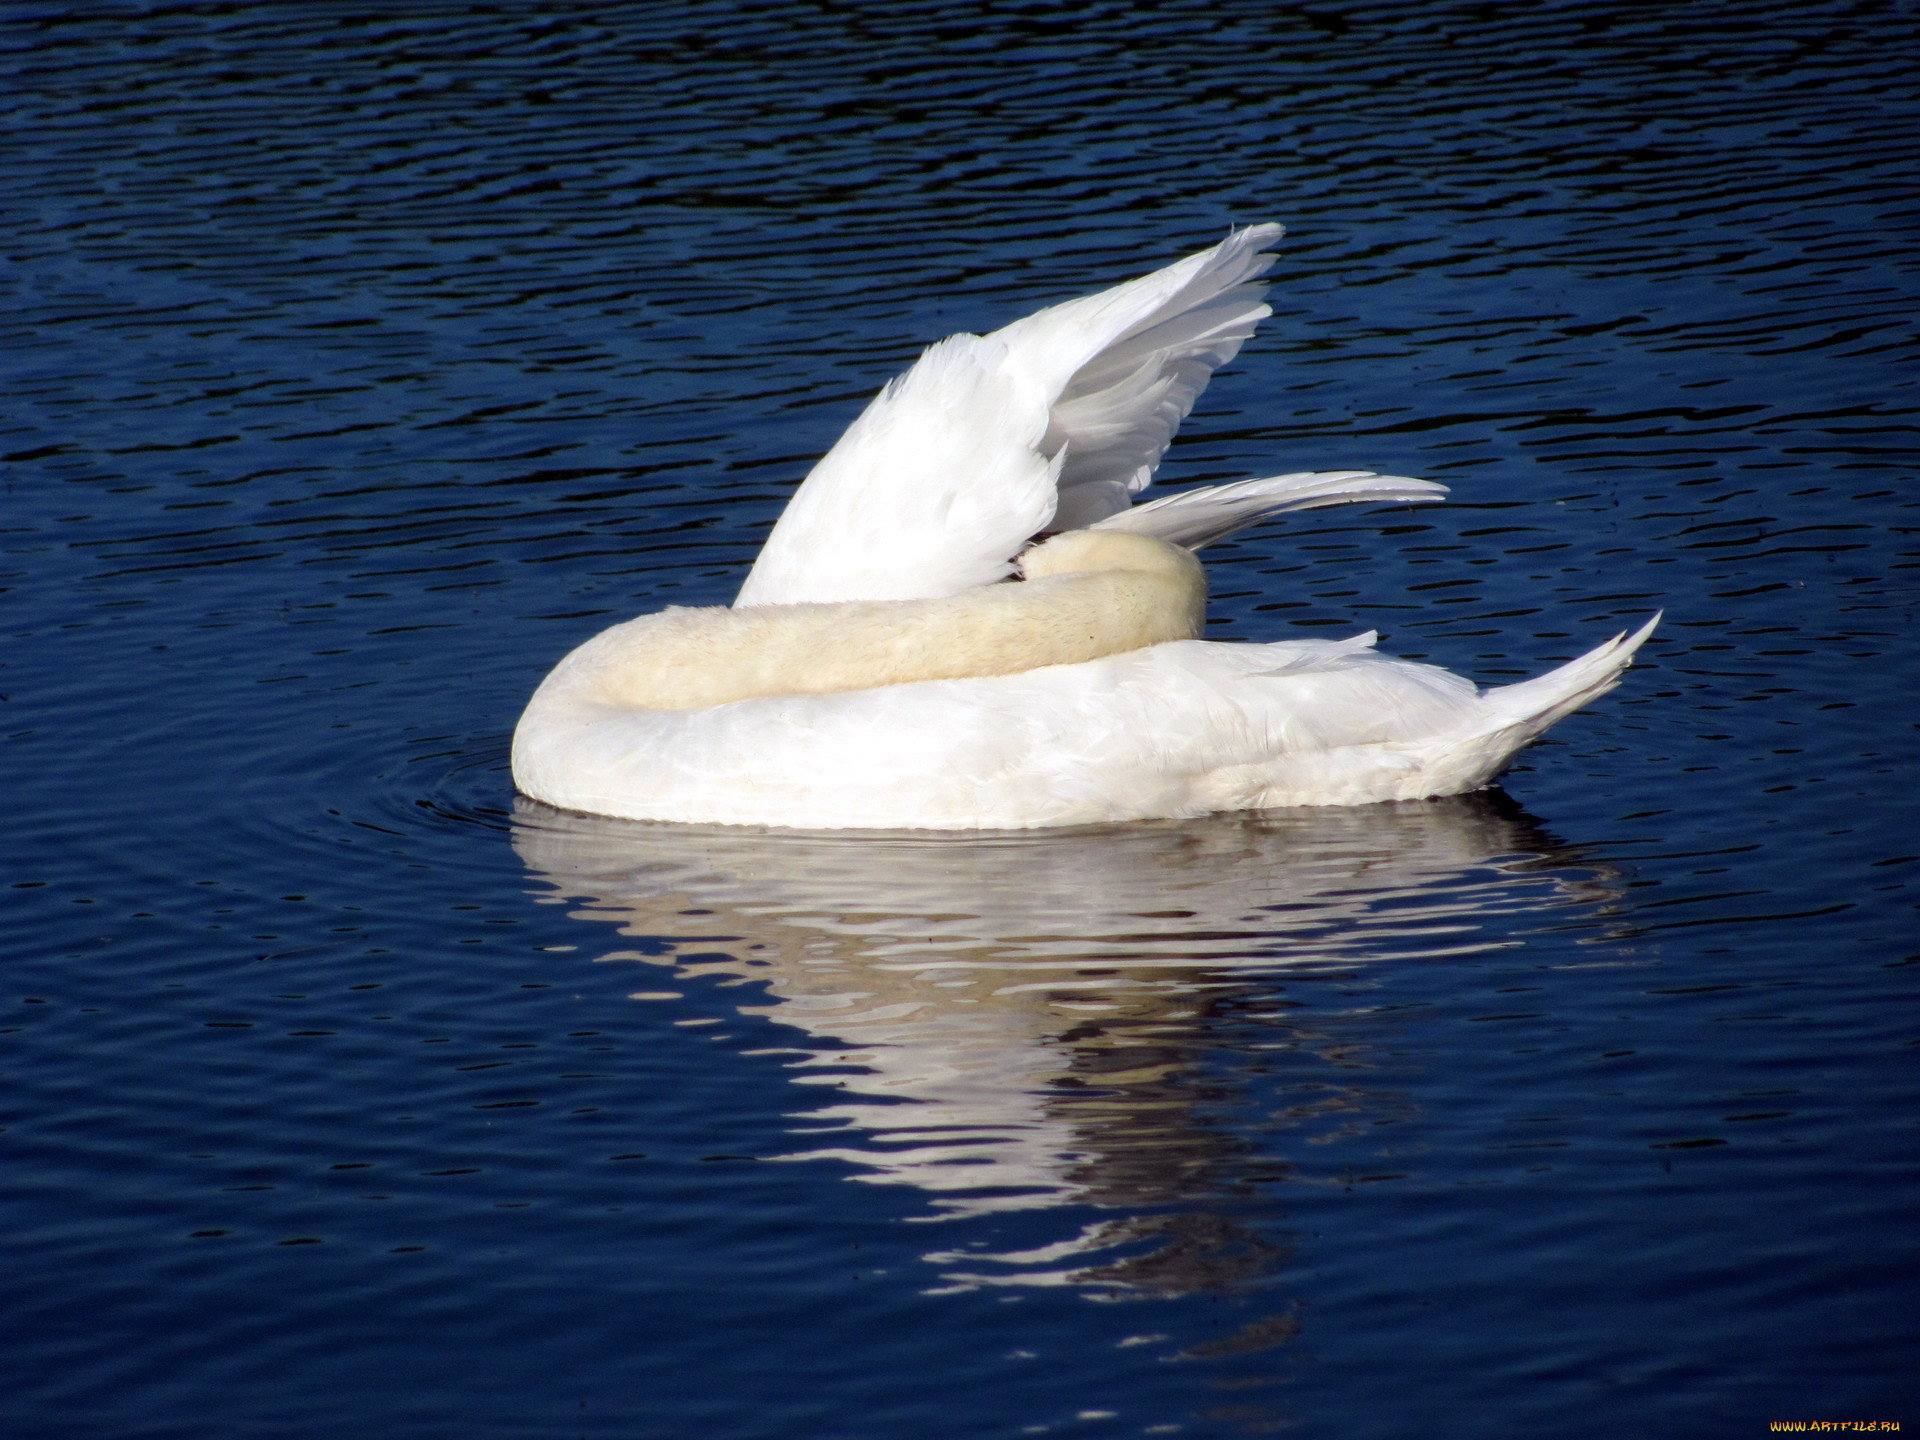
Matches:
[4,3,1916,1436]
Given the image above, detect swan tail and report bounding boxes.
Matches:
[1089,471,1446,550]
[1481,613,1661,739]
[1385,614,1660,799]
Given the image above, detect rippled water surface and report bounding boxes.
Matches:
[5,3,1917,1436]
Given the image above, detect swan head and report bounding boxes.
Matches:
[1016,528,1208,651]
[1018,529,1207,591]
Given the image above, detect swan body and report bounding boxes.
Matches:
[512,225,1657,830]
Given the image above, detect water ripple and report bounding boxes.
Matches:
[4,1,1916,1435]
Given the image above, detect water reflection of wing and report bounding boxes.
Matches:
[512,793,1620,1274]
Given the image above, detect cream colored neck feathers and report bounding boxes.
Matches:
[567,530,1207,711]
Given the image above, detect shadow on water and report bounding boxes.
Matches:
[514,791,1622,1307]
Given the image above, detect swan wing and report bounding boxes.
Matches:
[735,225,1288,607]
[733,332,1062,606]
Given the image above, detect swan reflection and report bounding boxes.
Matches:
[513,793,1618,1295]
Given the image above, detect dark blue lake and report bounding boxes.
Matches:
[4,3,1916,1436]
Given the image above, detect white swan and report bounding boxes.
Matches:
[512,224,1657,830]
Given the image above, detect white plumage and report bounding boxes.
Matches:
[512,225,1658,829]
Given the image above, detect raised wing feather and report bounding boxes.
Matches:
[1090,471,1447,550]
[995,223,1285,529]
[736,225,1294,607]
